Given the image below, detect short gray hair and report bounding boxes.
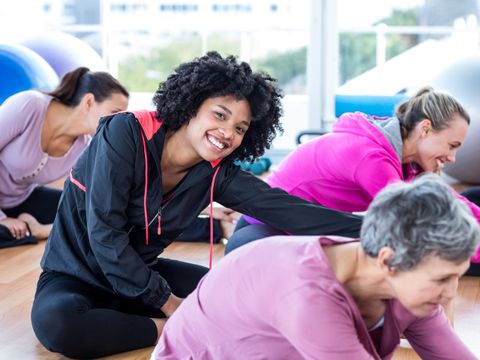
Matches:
[361,175,480,271]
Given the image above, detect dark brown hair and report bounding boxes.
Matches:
[47,67,129,106]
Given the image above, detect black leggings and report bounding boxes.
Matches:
[225,216,287,254]
[460,188,480,276]
[465,262,480,276]
[31,258,208,359]
[0,186,62,248]
[461,187,480,206]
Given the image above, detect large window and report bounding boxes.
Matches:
[337,0,480,95]
[2,0,480,151]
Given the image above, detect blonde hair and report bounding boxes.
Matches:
[395,86,470,140]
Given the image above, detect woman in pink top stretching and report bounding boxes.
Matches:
[153,175,479,359]
[228,86,480,276]
[0,67,129,248]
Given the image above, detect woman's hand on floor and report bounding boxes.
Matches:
[0,217,30,239]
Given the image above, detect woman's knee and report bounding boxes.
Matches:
[225,224,283,254]
[32,293,90,358]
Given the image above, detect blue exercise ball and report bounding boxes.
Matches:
[21,32,107,78]
[0,43,59,104]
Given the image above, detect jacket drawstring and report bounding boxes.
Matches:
[132,109,162,246]
[141,133,150,245]
[139,116,221,257]
[209,166,221,269]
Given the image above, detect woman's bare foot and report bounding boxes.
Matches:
[151,318,167,343]
[17,213,53,240]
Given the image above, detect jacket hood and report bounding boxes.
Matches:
[132,110,162,140]
[132,110,222,169]
[334,112,390,147]
[333,111,423,181]
[333,112,401,164]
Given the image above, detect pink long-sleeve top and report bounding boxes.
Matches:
[0,91,90,220]
[152,236,476,359]
[261,112,480,262]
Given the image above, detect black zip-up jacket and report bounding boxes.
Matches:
[41,111,362,309]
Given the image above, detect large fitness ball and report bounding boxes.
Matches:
[21,32,107,78]
[0,43,58,104]
[430,56,480,184]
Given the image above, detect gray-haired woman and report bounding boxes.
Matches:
[153,174,479,359]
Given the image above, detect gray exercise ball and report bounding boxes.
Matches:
[429,56,480,184]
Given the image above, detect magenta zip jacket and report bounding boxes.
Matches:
[264,112,480,262]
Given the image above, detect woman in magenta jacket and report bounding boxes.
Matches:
[228,87,480,275]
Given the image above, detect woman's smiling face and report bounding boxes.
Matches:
[184,95,251,162]
[413,115,468,172]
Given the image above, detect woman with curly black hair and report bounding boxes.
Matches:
[31,52,362,358]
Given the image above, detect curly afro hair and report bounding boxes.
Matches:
[152,51,283,161]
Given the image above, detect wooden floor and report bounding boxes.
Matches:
[1,240,479,359]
